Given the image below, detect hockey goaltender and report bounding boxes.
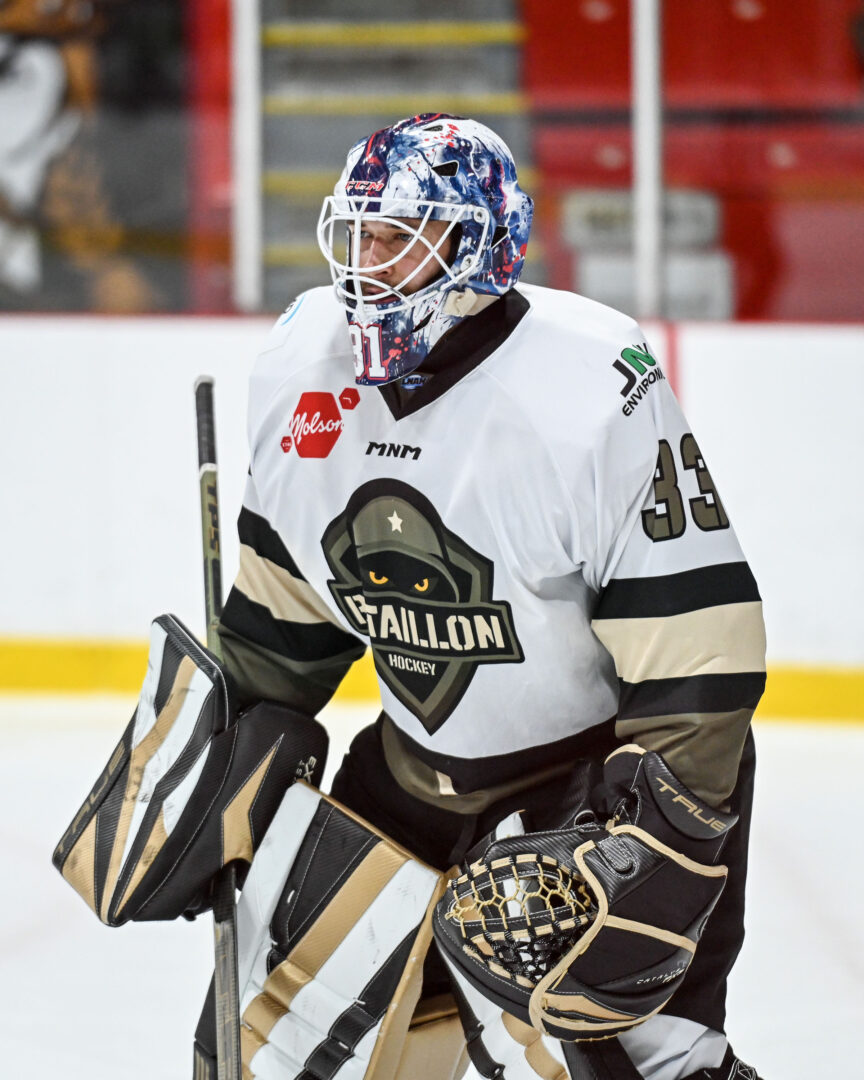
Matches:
[54,114,767,1080]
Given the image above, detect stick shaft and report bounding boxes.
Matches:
[194,376,241,1080]
[195,378,223,652]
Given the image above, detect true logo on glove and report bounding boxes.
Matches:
[653,776,730,833]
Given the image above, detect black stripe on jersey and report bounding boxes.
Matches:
[384,712,619,794]
[221,587,363,663]
[595,561,761,620]
[236,506,306,580]
[617,671,766,720]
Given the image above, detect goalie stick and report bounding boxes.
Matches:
[195,376,242,1080]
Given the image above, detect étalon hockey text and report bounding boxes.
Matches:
[386,654,437,676]
[336,590,522,663]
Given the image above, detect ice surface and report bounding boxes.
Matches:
[1,696,860,1079]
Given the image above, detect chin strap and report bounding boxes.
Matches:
[442,289,498,318]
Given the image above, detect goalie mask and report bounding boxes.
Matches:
[317,113,534,386]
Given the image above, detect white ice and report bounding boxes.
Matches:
[1,696,860,1079]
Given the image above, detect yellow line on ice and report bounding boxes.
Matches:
[1,640,861,720]
[756,665,864,723]
[0,638,381,703]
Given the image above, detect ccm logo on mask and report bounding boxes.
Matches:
[281,389,359,458]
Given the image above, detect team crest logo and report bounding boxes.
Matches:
[322,479,523,733]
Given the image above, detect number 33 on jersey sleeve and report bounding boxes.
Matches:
[588,344,765,809]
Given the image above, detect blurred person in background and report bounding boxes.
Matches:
[0,0,179,311]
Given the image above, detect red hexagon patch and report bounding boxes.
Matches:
[339,387,360,410]
[284,392,344,458]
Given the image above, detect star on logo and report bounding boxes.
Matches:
[387,510,403,533]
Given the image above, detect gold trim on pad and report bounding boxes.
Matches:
[60,813,99,913]
[241,842,409,1044]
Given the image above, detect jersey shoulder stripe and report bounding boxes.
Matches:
[595,561,761,619]
[221,589,363,665]
[618,671,767,721]
[237,506,307,582]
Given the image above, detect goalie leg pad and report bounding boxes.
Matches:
[445,953,573,1080]
[52,614,328,924]
[391,996,468,1080]
[233,782,447,1080]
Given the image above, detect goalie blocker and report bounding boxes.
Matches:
[433,745,737,1042]
[52,614,328,925]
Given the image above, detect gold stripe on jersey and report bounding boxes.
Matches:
[235,542,343,627]
[591,601,766,684]
[380,712,577,814]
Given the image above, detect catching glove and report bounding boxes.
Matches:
[433,744,736,1041]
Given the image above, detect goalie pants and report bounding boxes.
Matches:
[329,716,757,1039]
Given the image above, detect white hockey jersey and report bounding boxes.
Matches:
[219,284,765,809]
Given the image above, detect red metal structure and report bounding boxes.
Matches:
[186,0,232,312]
[522,0,864,319]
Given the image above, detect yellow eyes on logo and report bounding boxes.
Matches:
[367,571,430,592]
